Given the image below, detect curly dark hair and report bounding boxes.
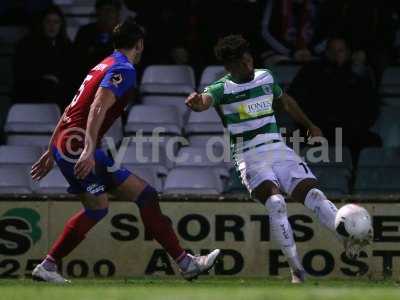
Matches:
[112,17,145,49]
[214,35,250,65]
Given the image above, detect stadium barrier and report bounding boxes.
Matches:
[0,195,399,280]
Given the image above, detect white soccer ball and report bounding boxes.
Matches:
[335,204,373,241]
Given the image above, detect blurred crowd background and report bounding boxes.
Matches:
[0,0,399,196]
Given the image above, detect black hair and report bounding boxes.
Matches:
[112,17,145,49]
[95,0,122,11]
[214,35,251,65]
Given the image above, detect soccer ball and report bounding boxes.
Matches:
[335,204,373,242]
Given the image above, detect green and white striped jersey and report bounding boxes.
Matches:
[203,69,284,153]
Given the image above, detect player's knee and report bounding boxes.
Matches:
[291,178,319,203]
[265,194,287,215]
[135,185,159,208]
[253,180,280,203]
[84,207,109,221]
[305,188,327,202]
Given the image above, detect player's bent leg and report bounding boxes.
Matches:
[292,178,338,233]
[116,175,220,281]
[33,193,109,283]
[253,180,305,283]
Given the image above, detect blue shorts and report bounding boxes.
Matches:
[51,146,131,196]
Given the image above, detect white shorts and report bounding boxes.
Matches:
[234,142,316,195]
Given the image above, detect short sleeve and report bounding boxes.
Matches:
[100,65,136,98]
[272,83,283,98]
[203,81,224,106]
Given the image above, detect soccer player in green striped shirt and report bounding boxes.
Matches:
[186,35,344,283]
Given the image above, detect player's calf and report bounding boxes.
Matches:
[135,185,220,279]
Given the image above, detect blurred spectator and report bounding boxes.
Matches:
[317,0,398,84]
[74,0,122,82]
[289,37,381,163]
[261,0,325,66]
[13,5,73,109]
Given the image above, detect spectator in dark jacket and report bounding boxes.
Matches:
[74,0,122,83]
[289,37,381,163]
[13,5,73,109]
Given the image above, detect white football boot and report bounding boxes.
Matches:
[290,268,306,284]
[180,249,221,281]
[32,264,70,283]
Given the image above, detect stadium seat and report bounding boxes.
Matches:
[142,96,189,123]
[310,167,350,196]
[301,146,353,171]
[270,65,301,87]
[381,67,400,95]
[163,168,223,195]
[174,146,229,178]
[198,65,226,92]
[371,106,400,147]
[354,168,400,195]
[7,135,51,149]
[358,147,400,168]
[140,65,195,95]
[0,145,42,167]
[186,109,224,134]
[102,117,124,149]
[119,144,169,175]
[224,169,247,194]
[188,134,229,153]
[36,168,69,194]
[0,166,32,193]
[4,104,61,134]
[125,105,182,135]
[124,165,164,192]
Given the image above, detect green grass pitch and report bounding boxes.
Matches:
[1,278,400,300]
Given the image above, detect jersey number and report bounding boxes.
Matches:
[70,75,93,107]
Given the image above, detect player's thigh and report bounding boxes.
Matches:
[112,174,148,202]
[291,178,319,204]
[272,155,316,196]
[79,192,109,210]
[252,180,281,204]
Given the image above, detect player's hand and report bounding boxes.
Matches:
[307,125,323,139]
[185,92,203,111]
[74,150,95,180]
[31,149,54,181]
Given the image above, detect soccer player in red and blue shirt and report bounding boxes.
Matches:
[30,18,219,283]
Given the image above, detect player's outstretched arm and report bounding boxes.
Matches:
[275,93,323,138]
[185,92,213,112]
[31,111,68,181]
[74,88,116,179]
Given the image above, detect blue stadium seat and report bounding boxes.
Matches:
[0,166,32,194]
[358,147,400,168]
[5,104,60,134]
[140,65,195,95]
[354,168,400,195]
[142,96,189,124]
[125,105,182,135]
[0,145,42,168]
[301,146,353,171]
[310,167,350,196]
[371,106,400,147]
[198,65,226,92]
[163,167,223,195]
[186,109,224,134]
[124,165,164,192]
[36,168,69,194]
